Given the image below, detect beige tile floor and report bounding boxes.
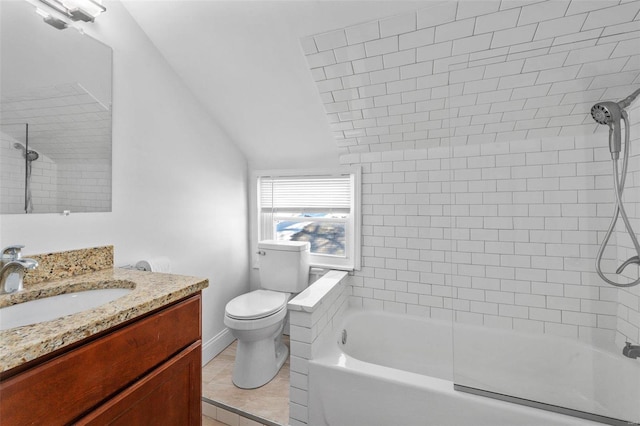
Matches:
[203,415,227,426]
[202,337,290,426]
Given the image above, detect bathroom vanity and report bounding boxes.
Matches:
[0,249,208,425]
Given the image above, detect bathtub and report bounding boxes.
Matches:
[308,309,640,426]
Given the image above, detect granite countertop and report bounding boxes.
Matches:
[0,268,208,373]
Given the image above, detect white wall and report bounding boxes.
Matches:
[0,0,249,362]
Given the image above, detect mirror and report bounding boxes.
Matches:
[0,0,112,214]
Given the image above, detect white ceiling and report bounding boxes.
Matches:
[122,0,431,169]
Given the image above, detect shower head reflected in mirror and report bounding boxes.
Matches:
[13,142,39,161]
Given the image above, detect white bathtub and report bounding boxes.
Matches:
[308,309,640,426]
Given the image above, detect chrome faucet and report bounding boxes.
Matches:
[1,245,38,294]
[623,342,640,359]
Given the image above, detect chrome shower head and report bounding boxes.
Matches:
[591,101,621,125]
[13,142,39,162]
[26,150,39,161]
[591,101,623,158]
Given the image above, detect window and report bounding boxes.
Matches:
[255,168,360,270]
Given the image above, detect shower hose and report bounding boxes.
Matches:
[595,110,640,287]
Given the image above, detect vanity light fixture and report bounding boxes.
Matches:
[35,7,68,29]
[56,0,106,22]
[27,0,106,30]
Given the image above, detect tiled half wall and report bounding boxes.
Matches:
[288,272,351,426]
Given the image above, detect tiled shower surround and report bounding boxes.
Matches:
[303,0,640,346]
[0,133,58,214]
[0,83,111,213]
[0,134,110,213]
[341,131,639,345]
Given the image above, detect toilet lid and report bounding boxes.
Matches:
[225,289,288,320]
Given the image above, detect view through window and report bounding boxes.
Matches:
[257,171,359,269]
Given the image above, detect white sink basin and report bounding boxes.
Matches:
[0,288,132,331]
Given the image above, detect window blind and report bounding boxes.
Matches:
[259,175,351,211]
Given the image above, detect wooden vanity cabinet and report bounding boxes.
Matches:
[76,341,201,425]
[0,293,202,426]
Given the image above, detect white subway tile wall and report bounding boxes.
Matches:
[339,131,638,345]
[56,161,111,212]
[304,0,640,155]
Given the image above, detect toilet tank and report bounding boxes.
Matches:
[258,240,310,293]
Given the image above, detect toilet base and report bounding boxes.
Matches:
[231,330,289,389]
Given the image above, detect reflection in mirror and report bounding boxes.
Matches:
[0,0,112,214]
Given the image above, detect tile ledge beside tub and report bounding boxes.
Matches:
[287,270,351,426]
[288,270,348,313]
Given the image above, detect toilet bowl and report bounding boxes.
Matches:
[224,240,310,389]
[224,289,290,389]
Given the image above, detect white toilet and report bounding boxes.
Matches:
[224,240,310,389]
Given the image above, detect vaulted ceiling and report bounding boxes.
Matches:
[123,0,427,169]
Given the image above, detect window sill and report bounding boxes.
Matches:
[309,262,354,272]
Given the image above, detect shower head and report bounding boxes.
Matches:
[13,142,39,162]
[593,88,640,125]
[591,101,622,125]
[591,101,623,158]
[26,150,39,161]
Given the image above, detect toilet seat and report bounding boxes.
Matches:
[225,289,288,320]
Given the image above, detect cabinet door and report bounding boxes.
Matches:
[76,341,202,426]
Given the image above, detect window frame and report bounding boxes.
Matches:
[251,167,361,271]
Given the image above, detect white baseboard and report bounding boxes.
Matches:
[202,327,235,366]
